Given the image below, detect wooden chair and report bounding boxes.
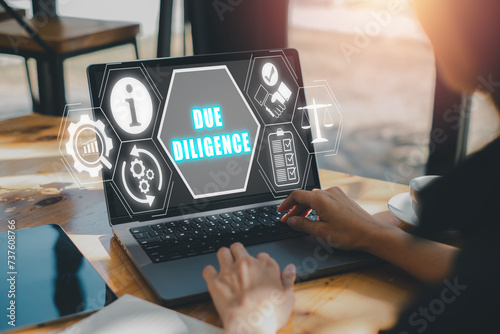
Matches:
[0,0,140,116]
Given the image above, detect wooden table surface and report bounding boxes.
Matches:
[0,114,420,333]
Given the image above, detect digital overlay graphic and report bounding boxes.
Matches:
[58,52,343,219]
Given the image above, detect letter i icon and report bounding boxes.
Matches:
[125,84,141,127]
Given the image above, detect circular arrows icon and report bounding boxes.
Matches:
[121,145,164,207]
[122,161,155,206]
[130,145,163,190]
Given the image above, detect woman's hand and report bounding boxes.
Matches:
[278,187,460,284]
[278,187,386,251]
[203,243,296,334]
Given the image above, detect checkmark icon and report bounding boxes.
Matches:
[285,153,294,166]
[262,63,278,86]
[287,167,297,180]
[283,139,292,152]
[264,66,275,83]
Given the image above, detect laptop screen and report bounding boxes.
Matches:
[87,49,320,224]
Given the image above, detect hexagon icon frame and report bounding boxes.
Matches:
[245,52,300,125]
[98,66,163,143]
[157,65,261,199]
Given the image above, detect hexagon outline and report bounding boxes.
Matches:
[110,139,173,215]
[157,65,261,199]
[99,67,162,142]
[245,54,299,125]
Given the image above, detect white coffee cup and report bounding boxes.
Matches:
[409,175,441,214]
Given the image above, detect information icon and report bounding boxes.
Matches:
[110,77,153,135]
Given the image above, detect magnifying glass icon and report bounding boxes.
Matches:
[100,155,112,170]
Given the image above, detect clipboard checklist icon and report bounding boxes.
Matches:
[268,128,300,187]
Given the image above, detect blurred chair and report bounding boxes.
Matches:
[185,0,289,55]
[0,0,140,116]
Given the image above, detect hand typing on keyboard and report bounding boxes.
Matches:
[278,187,385,251]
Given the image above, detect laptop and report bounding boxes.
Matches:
[86,49,374,306]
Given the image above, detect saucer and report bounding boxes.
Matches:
[388,192,419,226]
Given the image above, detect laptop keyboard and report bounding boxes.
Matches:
[129,204,318,263]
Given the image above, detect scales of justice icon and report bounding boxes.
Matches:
[298,98,334,143]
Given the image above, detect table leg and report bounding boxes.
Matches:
[157,0,174,58]
[36,57,66,116]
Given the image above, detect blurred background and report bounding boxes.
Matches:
[1,0,498,184]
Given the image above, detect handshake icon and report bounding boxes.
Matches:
[254,82,292,119]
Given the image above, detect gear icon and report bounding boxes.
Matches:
[146,169,154,180]
[65,114,113,177]
[139,179,150,194]
[130,159,145,179]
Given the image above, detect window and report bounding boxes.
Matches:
[289,0,434,184]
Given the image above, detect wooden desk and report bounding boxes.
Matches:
[0,114,420,333]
